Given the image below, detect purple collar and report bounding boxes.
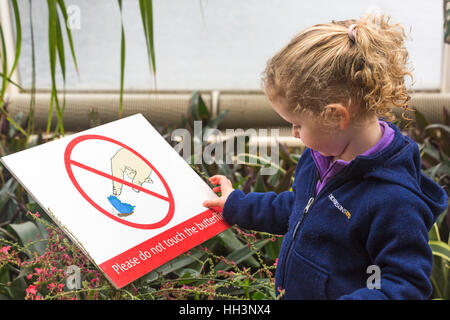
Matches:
[310,120,395,195]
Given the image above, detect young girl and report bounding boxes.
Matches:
[202,14,448,300]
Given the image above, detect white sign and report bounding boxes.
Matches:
[1,114,228,288]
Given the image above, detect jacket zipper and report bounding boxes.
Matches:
[280,162,356,291]
[291,169,319,240]
[291,163,354,240]
[292,196,314,240]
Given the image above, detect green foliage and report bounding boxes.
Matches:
[1,0,158,135]
[429,216,450,299]
[0,211,282,300]
[407,108,450,299]
[445,0,450,44]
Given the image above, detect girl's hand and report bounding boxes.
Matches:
[202,175,234,209]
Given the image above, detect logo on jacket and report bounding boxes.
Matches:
[328,193,351,220]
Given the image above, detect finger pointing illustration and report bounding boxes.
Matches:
[111,148,154,195]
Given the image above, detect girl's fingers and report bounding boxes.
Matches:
[202,198,221,208]
[209,175,231,187]
[204,175,234,209]
[208,175,224,183]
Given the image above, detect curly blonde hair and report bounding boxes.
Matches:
[261,14,414,129]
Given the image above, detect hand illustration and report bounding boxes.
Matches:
[111,148,153,196]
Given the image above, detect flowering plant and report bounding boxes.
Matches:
[0,210,282,300]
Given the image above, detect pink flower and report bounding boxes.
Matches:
[34,267,44,274]
[1,246,11,253]
[25,285,37,295]
[27,211,40,218]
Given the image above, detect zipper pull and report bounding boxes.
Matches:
[304,197,314,212]
[292,197,315,240]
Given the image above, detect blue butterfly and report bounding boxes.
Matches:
[107,195,136,216]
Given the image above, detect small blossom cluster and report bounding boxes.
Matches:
[1,212,106,300]
[156,279,218,300]
[2,212,279,300]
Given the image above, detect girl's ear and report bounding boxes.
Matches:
[324,104,350,131]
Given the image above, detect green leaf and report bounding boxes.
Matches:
[429,223,441,242]
[279,143,294,166]
[232,175,249,189]
[414,109,429,133]
[217,229,260,267]
[7,221,46,256]
[251,291,266,300]
[138,0,157,88]
[216,228,243,250]
[429,240,450,263]
[425,124,450,135]
[436,163,450,178]
[264,237,282,260]
[435,208,448,232]
[215,238,271,271]
[237,153,286,175]
[0,73,22,89]
[0,268,10,297]
[253,170,266,192]
[141,249,206,282]
[197,94,210,121]
[14,265,33,282]
[421,139,440,163]
[117,0,126,118]
[0,178,18,214]
[189,91,200,121]
[27,0,36,136]
[424,163,443,180]
[54,14,65,82]
[6,0,21,81]
[7,111,22,139]
[5,275,27,299]
[267,168,280,186]
[0,24,8,99]
[54,11,67,117]
[290,153,301,163]
[56,0,79,73]
[0,29,27,138]
[46,0,65,136]
[274,165,295,193]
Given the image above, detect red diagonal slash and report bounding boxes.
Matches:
[70,160,169,202]
[65,134,175,230]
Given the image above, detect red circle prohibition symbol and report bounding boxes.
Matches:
[64,134,175,229]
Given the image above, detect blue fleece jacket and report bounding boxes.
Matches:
[222,121,448,300]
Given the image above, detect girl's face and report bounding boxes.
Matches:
[270,97,350,158]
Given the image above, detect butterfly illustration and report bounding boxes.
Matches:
[107,195,136,217]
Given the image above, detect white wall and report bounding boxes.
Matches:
[15,0,444,91]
